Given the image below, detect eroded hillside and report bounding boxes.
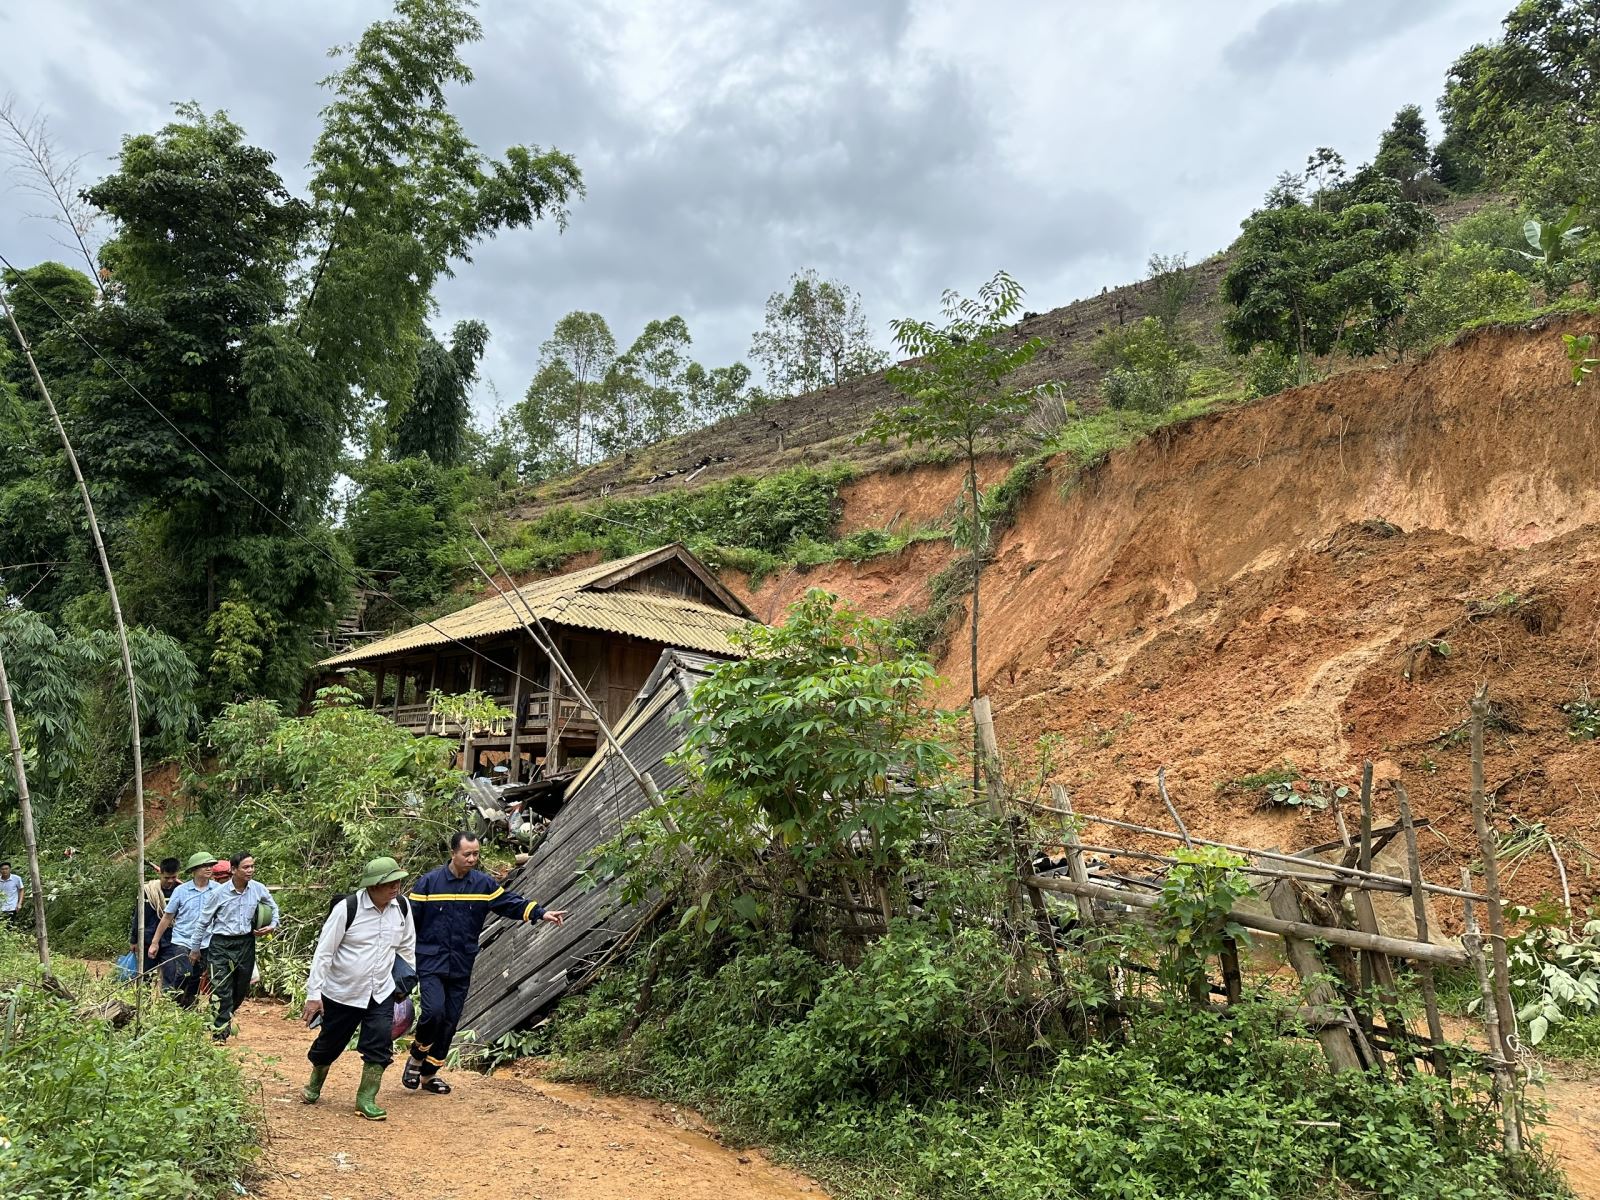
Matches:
[738,318,1600,918]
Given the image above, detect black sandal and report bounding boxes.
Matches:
[401,1055,422,1090]
[420,1077,452,1094]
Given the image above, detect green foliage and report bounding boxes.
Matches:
[1153,845,1254,999]
[1091,316,1196,413]
[0,609,197,838]
[0,937,258,1197]
[553,947,1554,1200]
[342,455,487,618]
[482,465,851,580]
[204,586,279,699]
[391,319,490,465]
[186,686,463,992]
[1394,239,1532,357]
[1503,906,1600,1045]
[1563,689,1600,737]
[1241,343,1301,397]
[1223,172,1434,380]
[1376,104,1432,190]
[1145,252,1200,332]
[1562,332,1599,383]
[301,0,581,416]
[748,269,888,396]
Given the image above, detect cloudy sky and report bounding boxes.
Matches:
[2,0,1508,420]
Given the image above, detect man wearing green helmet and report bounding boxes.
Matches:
[300,856,417,1121]
[147,851,221,1006]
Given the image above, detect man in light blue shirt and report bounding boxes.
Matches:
[192,850,279,1041]
[148,851,218,1007]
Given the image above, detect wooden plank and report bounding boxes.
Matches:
[1266,878,1363,1072]
[1397,783,1447,1073]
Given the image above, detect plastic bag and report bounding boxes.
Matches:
[114,951,138,982]
[391,996,415,1041]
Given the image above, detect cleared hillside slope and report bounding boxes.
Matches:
[738,317,1600,919]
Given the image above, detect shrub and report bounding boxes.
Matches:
[0,935,258,1197]
[1092,317,1195,413]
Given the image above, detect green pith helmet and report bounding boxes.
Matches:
[359,857,408,888]
[184,851,215,873]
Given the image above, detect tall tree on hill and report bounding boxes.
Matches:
[1375,105,1431,188]
[1437,0,1600,188]
[391,318,490,466]
[598,316,693,456]
[1222,171,1433,384]
[65,105,350,701]
[750,269,888,396]
[523,310,616,466]
[300,0,582,445]
[864,271,1052,787]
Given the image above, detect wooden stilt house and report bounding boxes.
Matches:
[317,545,754,780]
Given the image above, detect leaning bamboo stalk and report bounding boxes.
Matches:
[1,293,144,1001]
[1396,784,1447,1073]
[1468,687,1519,1054]
[1016,798,1489,901]
[1049,785,1097,927]
[0,640,49,972]
[1349,761,1413,1075]
[1026,874,1471,967]
[1266,878,1364,1072]
[972,695,1025,924]
[1069,841,1415,893]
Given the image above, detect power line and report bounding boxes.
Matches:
[0,246,556,698]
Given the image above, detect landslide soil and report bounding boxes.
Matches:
[235,1001,826,1200]
[740,318,1600,919]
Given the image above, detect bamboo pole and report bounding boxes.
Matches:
[1156,766,1192,846]
[1463,866,1521,1156]
[1468,686,1519,1051]
[1396,784,1447,1072]
[1025,874,1471,967]
[2,292,144,1011]
[0,640,49,973]
[1349,762,1411,1074]
[1049,785,1096,927]
[1016,798,1488,901]
[1266,878,1364,1072]
[1069,841,1414,893]
[972,695,1026,925]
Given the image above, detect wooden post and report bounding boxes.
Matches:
[507,641,528,784]
[372,662,386,711]
[1469,686,1519,1052]
[972,695,1025,924]
[1350,761,1413,1073]
[464,655,482,775]
[1463,866,1521,1155]
[0,639,50,972]
[546,647,563,774]
[1049,784,1097,928]
[1266,878,1364,1072]
[1396,784,1447,1073]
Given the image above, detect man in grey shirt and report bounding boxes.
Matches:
[0,862,23,929]
[192,850,279,1041]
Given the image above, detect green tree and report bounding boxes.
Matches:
[1145,252,1199,332]
[63,106,351,702]
[523,310,616,465]
[1437,0,1600,186]
[1222,173,1433,382]
[300,0,581,427]
[598,316,692,456]
[864,271,1052,745]
[1091,317,1195,413]
[342,456,481,620]
[391,318,489,465]
[1374,104,1431,188]
[749,269,888,396]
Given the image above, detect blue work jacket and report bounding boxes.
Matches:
[407,863,544,978]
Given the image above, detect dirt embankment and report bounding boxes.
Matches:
[739,318,1600,916]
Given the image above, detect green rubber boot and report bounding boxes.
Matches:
[355,1062,388,1121]
[301,1063,329,1104]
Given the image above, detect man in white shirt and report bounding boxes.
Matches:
[0,862,24,929]
[301,856,417,1121]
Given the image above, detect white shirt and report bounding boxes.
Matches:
[0,875,21,911]
[306,889,417,1007]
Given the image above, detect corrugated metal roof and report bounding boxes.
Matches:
[319,546,752,667]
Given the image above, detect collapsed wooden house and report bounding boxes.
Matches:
[317,545,753,780]
[459,648,721,1041]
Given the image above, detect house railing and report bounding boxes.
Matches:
[387,693,599,738]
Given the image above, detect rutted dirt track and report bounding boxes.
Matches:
[235,1002,826,1200]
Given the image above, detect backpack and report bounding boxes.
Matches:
[327,891,417,998]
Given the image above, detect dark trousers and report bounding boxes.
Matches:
[1,910,21,930]
[206,933,255,1032]
[308,996,396,1068]
[410,973,470,1076]
[164,944,202,1008]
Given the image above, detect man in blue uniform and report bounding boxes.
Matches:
[402,832,565,1093]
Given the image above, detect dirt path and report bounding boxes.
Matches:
[233,1001,827,1200]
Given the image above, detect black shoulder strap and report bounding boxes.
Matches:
[398,894,409,917]
[345,892,358,926]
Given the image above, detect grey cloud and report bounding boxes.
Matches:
[1223,0,1453,77]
